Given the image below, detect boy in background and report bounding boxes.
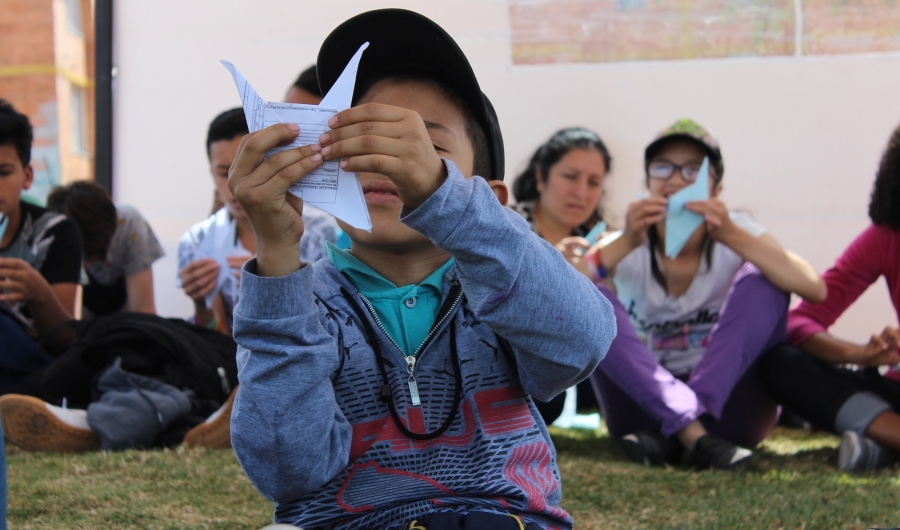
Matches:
[0,100,81,391]
[228,10,616,530]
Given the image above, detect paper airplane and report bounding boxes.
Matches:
[664,157,709,258]
[221,43,372,231]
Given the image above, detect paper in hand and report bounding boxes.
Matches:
[664,157,710,259]
[221,43,372,231]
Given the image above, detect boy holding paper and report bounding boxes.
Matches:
[227,9,615,530]
[584,119,825,469]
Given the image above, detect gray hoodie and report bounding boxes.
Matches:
[231,160,617,530]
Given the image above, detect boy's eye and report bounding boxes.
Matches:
[563,173,578,181]
[432,144,446,153]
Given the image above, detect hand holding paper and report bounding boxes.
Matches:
[664,157,709,258]
[221,43,372,231]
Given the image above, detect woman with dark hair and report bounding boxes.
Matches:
[511,127,611,424]
[761,122,900,471]
[47,181,163,316]
[585,119,825,470]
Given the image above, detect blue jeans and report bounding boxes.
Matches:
[0,307,52,393]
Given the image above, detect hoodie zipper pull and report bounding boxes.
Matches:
[406,356,421,407]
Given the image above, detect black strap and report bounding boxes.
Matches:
[341,286,463,441]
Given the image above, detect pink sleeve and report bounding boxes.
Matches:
[787,225,888,345]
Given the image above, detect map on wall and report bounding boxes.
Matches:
[803,0,900,55]
[509,0,900,64]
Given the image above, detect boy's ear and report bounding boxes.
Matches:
[711,181,723,198]
[488,180,509,206]
[22,164,33,190]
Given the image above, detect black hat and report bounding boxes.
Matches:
[317,9,505,181]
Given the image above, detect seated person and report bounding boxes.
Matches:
[227,9,616,529]
[47,181,164,317]
[178,108,337,334]
[761,121,900,472]
[284,64,323,104]
[0,100,82,391]
[586,119,826,470]
[510,127,612,424]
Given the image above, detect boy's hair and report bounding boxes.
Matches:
[292,65,323,98]
[356,74,492,181]
[0,99,34,167]
[206,107,249,159]
[869,121,900,229]
[47,181,117,261]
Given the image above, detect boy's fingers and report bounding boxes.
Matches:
[258,151,324,197]
[320,121,405,146]
[322,136,405,161]
[339,154,401,177]
[329,103,406,129]
[230,124,301,178]
[239,144,321,191]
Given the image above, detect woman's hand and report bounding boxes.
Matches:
[622,197,668,249]
[555,236,592,278]
[228,124,324,277]
[854,327,900,367]
[179,258,220,304]
[685,198,737,243]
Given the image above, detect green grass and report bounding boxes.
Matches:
[6,427,899,529]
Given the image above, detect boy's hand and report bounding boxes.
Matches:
[228,124,324,277]
[179,258,220,304]
[0,258,50,305]
[319,103,447,209]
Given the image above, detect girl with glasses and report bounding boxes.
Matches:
[585,119,825,470]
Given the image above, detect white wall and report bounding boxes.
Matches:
[113,0,900,341]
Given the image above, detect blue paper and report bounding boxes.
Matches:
[664,157,709,259]
[0,214,7,244]
[584,221,607,246]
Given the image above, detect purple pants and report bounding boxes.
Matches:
[590,263,788,448]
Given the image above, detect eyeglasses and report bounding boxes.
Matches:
[647,161,702,183]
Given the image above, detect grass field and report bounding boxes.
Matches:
[6,427,899,529]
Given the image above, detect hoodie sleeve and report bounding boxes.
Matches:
[401,160,617,401]
[230,261,352,503]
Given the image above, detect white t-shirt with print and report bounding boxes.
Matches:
[611,211,767,376]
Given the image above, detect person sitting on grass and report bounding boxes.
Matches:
[227,9,616,530]
[177,107,337,335]
[46,181,164,317]
[584,119,826,470]
[510,127,612,426]
[0,100,82,392]
[761,120,900,472]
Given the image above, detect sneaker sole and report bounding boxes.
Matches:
[182,387,237,449]
[838,431,862,472]
[0,395,99,453]
[620,434,653,466]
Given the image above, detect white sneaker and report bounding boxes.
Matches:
[838,430,896,472]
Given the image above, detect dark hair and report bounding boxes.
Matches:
[206,107,249,159]
[869,122,900,229]
[355,74,493,180]
[47,181,117,261]
[512,127,612,203]
[292,65,323,98]
[0,99,33,166]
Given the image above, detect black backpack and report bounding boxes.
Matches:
[14,313,238,445]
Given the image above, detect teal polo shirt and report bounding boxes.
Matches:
[327,243,454,357]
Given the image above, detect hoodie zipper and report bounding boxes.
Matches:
[357,284,463,407]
